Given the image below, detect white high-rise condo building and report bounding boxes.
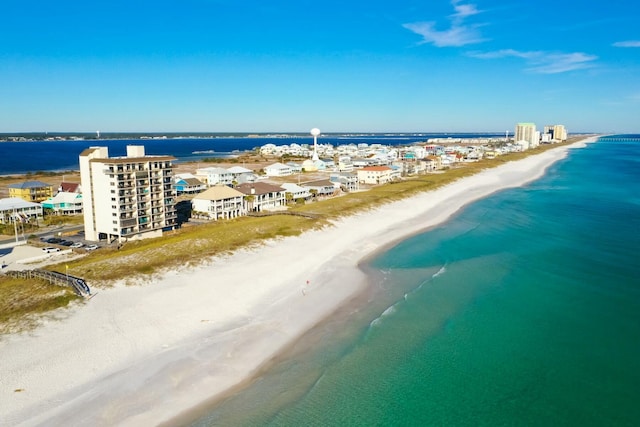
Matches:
[515,123,539,149]
[79,145,177,243]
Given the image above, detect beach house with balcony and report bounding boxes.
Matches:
[0,198,43,225]
[357,166,395,185]
[330,172,359,192]
[227,166,258,184]
[195,167,234,187]
[41,192,83,215]
[264,162,293,177]
[236,182,286,212]
[300,179,338,198]
[173,173,207,195]
[191,185,246,220]
[79,145,177,242]
[280,183,311,202]
[8,181,53,203]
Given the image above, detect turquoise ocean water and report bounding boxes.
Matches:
[191,138,640,426]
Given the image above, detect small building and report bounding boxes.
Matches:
[330,173,359,192]
[357,166,394,185]
[191,185,246,220]
[173,174,207,195]
[227,166,258,184]
[0,197,43,224]
[58,182,82,194]
[236,182,286,212]
[280,182,311,202]
[195,167,235,187]
[337,156,354,172]
[41,192,83,215]
[264,162,293,177]
[301,179,338,198]
[8,180,53,203]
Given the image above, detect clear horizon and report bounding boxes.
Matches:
[1,1,638,134]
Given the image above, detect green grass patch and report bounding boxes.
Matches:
[0,276,80,335]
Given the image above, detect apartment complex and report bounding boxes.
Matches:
[79,145,177,242]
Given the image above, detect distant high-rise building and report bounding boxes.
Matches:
[543,124,567,142]
[79,145,177,242]
[515,123,539,148]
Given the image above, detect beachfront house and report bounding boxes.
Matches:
[8,180,54,203]
[280,182,311,202]
[300,179,338,198]
[195,167,234,187]
[191,185,246,220]
[41,192,83,215]
[236,182,286,212]
[227,166,258,184]
[0,197,44,224]
[357,166,395,185]
[173,174,207,195]
[330,172,359,192]
[263,162,293,177]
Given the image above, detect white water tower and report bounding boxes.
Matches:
[310,127,320,161]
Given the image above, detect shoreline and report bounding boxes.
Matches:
[0,138,595,426]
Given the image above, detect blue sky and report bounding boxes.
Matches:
[1,0,638,133]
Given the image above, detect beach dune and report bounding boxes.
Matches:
[0,139,594,426]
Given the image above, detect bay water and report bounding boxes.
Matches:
[190,137,640,425]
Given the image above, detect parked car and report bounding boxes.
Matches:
[60,240,74,246]
[42,247,60,253]
[45,237,63,244]
[70,242,84,248]
[85,244,99,251]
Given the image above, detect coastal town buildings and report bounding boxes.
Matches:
[8,180,53,203]
[79,145,177,242]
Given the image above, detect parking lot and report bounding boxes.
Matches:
[39,236,100,251]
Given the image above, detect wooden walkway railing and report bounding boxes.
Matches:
[247,211,320,219]
[7,269,91,297]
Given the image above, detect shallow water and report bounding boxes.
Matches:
[191,138,640,426]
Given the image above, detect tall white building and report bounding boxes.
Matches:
[79,145,177,242]
[515,123,539,149]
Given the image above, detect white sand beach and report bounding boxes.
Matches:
[0,138,595,426]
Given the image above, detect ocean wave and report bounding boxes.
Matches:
[432,265,446,278]
[369,304,397,328]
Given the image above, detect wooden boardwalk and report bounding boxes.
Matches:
[7,269,91,297]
